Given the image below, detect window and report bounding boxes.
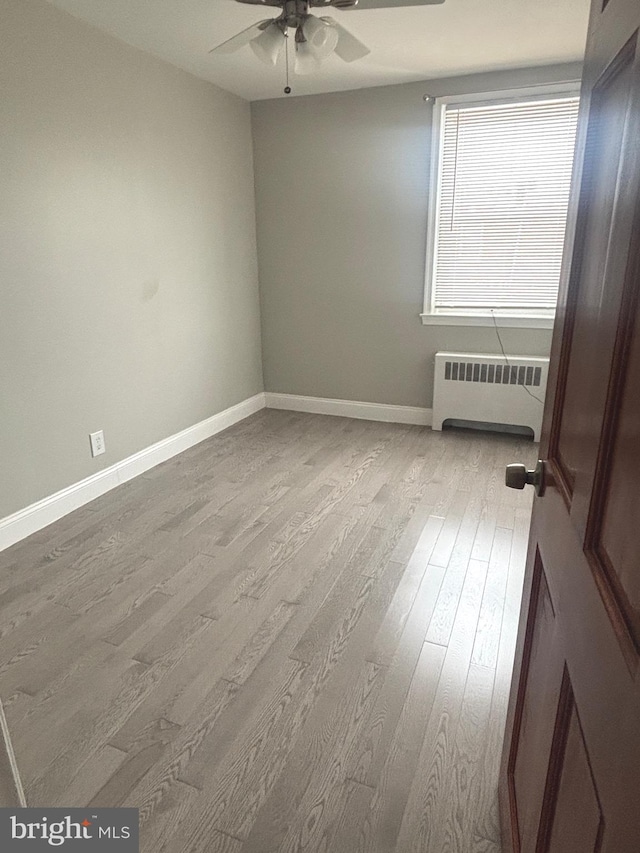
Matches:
[422,86,580,327]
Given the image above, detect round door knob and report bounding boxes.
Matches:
[505,463,528,489]
[505,460,545,496]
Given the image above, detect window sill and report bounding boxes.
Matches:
[420,313,555,330]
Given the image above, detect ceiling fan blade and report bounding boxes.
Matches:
[320,17,371,61]
[209,20,272,54]
[333,0,445,8]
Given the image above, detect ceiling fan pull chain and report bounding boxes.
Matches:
[284,29,292,94]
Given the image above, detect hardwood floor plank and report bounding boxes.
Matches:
[472,834,502,853]
[221,561,403,844]
[367,515,444,667]
[235,494,365,602]
[25,619,215,805]
[238,580,398,852]
[393,556,490,853]
[109,681,238,824]
[103,603,253,739]
[222,599,298,685]
[357,641,446,853]
[273,505,381,609]
[471,504,498,564]
[169,660,311,848]
[389,500,438,564]
[318,779,375,853]
[439,662,496,851]
[471,527,512,670]
[102,592,173,647]
[428,513,463,569]
[289,568,370,665]
[275,661,385,853]
[425,495,484,646]
[137,781,203,853]
[348,561,448,787]
[56,744,128,807]
[176,657,308,792]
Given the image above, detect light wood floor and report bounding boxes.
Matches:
[0,410,536,852]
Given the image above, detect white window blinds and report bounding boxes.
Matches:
[429,95,580,315]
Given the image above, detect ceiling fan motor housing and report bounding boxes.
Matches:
[281,1,325,29]
[237,0,358,28]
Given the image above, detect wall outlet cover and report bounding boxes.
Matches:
[89,430,106,457]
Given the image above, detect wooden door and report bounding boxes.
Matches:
[499,0,640,849]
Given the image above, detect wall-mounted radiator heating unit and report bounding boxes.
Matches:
[432,352,549,441]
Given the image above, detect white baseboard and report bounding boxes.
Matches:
[265,393,432,427]
[0,392,266,553]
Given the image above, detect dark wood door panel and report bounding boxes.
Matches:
[592,290,640,652]
[542,677,604,853]
[583,84,640,653]
[600,432,640,589]
[552,34,637,521]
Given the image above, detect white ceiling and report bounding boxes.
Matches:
[45,0,590,101]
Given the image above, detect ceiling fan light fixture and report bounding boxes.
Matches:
[294,40,322,75]
[249,22,285,65]
[302,15,339,59]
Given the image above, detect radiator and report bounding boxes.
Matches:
[432,352,549,441]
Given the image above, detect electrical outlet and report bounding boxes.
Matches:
[89,430,106,458]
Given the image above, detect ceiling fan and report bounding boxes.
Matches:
[210,0,445,78]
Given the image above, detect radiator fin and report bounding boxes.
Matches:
[444,360,542,387]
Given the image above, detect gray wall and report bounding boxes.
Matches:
[252,63,582,410]
[0,0,263,518]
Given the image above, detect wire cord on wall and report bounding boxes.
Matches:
[490,310,546,406]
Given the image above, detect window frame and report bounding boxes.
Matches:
[421,82,582,328]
